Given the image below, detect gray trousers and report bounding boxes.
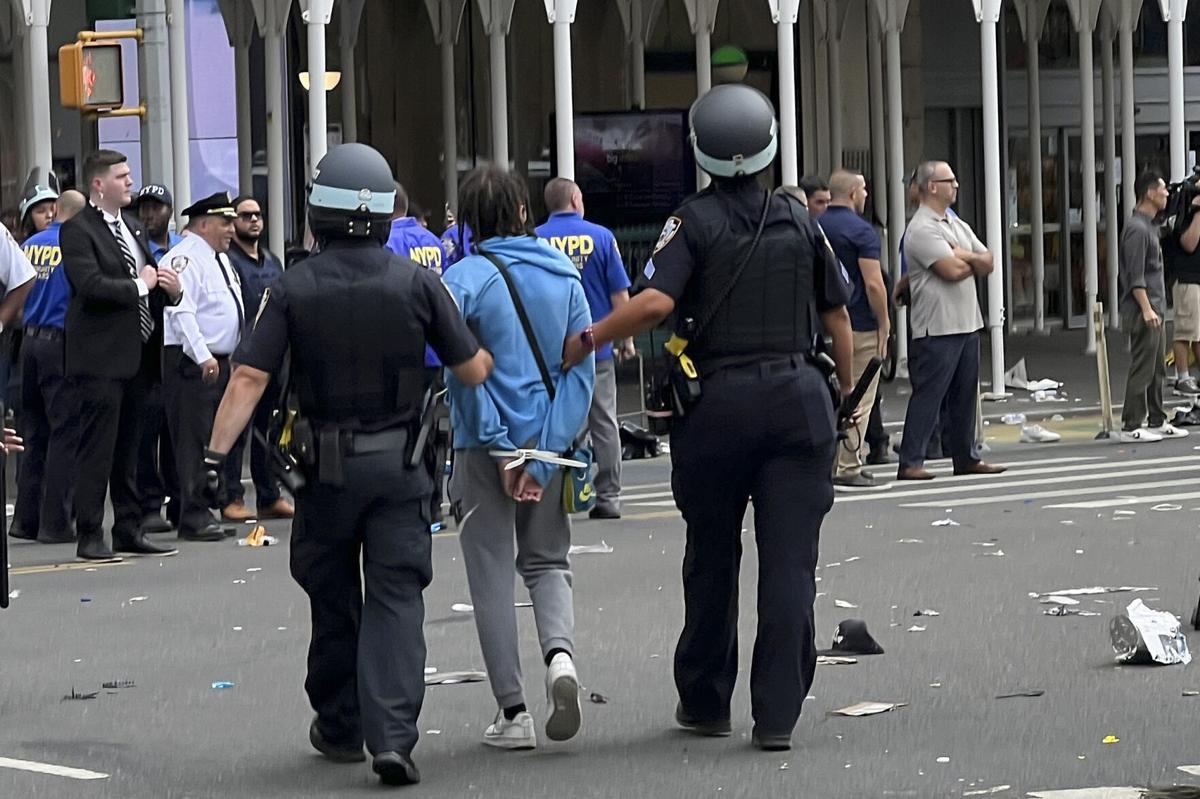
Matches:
[1121,310,1167,430]
[588,358,622,510]
[451,448,575,709]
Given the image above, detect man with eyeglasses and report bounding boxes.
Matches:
[221,195,293,522]
[896,160,1006,481]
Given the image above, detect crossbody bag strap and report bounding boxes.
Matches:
[478,248,557,402]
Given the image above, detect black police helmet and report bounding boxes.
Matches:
[307,143,396,243]
[689,84,778,179]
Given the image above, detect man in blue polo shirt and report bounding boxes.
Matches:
[820,170,891,491]
[537,178,634,519]
[12,190,85,544]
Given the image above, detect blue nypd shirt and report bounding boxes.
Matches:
[22,221,71,330]
[386,217,445,274]
[441,222,473,269]
[535,211,630,361]
[150,232,183,263]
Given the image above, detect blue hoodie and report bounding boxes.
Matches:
[443,235,595,488]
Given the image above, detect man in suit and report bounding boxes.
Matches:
[60,150,183,560]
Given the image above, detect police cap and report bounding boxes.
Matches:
[134,183,174,209]
[307,143,396,242]
[182,191,237,220]
[689,84,778,179]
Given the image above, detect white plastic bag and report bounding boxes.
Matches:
[1109,598,1192,665]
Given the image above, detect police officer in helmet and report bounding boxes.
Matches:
[204,143,492,786]
[563,84,854,751]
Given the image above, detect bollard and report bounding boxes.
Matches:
[1094,302,1117,439]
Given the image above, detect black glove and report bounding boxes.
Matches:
[198,449,227,509]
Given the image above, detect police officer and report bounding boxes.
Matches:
[161,192,243,542]
[203,143,492,786]
[562,84,854,752]
[11,190,85,545]
[386,183,445,273]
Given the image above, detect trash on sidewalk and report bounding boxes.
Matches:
[425,670,487,686]
[127,596,147,603]
[999,413,1027,426]
[1034,586,1157,598]
[1151,504,1183,512]
[932,519,960,527]
[1178,766,1200,776]
[976,549,1006,558]
[1184,690,1200,697]
[588,692,608,704]
[1051,413,1066,421]
[1020,424,1062,443]
[913,609,941,617]
[935,756,950,763]
[1040,596,1080,605]
[1003,358,1062,392]
[62,687,99,701]
[829,701,907,717]
[451,603,474,613]
[1102,734,1120,744]
[1044,606,1101,617]
[568,541,613,555]
[962,786,1012,796]
[238,525,278,547]
[1110,599,1192,665]
[211,681,235,689]
[816,655,858,665]
[907,625,926,632]
[101,680,135,690]
[6,589,17,599]
[995,689,1044,699]
[834,600,858,609]
[817,619,884,656]
[896,538,925,544]
[1026,790,1141,799]
[973,541,997,547]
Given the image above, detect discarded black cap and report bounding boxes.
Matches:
[817,619,884,656]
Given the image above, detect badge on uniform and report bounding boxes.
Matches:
[653,216,682,254]
[171,255,190,273]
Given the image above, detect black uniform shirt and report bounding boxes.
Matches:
[236,249,480,376]
[638,181,849,315]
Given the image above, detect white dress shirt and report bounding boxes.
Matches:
[0,223,37,296]
[162,234,244,364]
[95,204,150,297]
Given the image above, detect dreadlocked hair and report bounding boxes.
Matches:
[458,166,533,249]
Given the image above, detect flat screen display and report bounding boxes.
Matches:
[564,110,694,227]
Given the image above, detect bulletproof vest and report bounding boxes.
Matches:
[284,245,427,429]
[682,190,816,370]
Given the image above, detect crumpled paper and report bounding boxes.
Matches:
[1110,598,1192,665]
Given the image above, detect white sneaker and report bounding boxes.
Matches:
[1154,422,1190,439]
[544,653,582,742]
[1119,428,1163,443]
[483,710,537,750]
[1019,424,1061,443]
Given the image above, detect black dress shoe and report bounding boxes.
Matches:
[865,447,893,466]
[114,533,179,557]
[36,528,76,545]
[675,703,732,737]
[589,505,621,520]
[8,523,35,541]
[372,751,420,786]
[751,727,792,751]
[140,515,174,534]
[77,537,121,562]
[308,719,365,763]
[179,524,226,542]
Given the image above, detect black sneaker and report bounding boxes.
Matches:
[308,719,365,763]
[675,703,732,737]
[751,726,792,751]
[589,505,621,520]
[372,751,420,786]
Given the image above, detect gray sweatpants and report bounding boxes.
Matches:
[587,358,622,510]
[450,447,575,709]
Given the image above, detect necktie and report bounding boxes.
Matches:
[113,219,153,342]
[217,253,245,331]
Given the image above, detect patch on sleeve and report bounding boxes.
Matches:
[170,255,190,273]
[653,216,682,254]
[643,259,657,280]
[252,287,271,330]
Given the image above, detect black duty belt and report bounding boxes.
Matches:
[314,426,410,487]
[704,353,808,380]
[339,428,408,456]
[24,325,64,341]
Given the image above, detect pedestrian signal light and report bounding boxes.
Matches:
[59,40,124,109]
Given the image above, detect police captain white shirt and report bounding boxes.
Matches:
[0,223,37,299]
[162,233,243,364]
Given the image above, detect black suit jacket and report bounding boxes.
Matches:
[60,204,171,380]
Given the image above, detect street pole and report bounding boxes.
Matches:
[1101,13,1120,329]
[490,33,508,168]
[304,1,333,174]
[868,6,888,232]
[827,23,842,170]
[885,24,907,369]
[774,0,800,186]
[1025,6,1046,333]
[1167,8,1187,181]
[548,0,578,180]
[1078,19,1099,354]
[138,0,175,188]
[631,0,646,109]
[167,0,191,229]
[235,44,253,191]
[265,27,286,258]
[1119,4,1140,218]
[980,1,1007,392]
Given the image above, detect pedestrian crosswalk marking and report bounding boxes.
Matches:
[900,475,1200,508]
[1045,491,1200,509]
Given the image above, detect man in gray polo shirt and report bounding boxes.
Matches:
[896,160,1006,481]
[1117,170,1188,442]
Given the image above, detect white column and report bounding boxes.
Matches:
[631,0,646,108]
[441,40,458,207]
[1120,4,1142,217]
[824,1,849,171]
[1073,2,1100,354]
[339,0,366,143]
[478,0,516,169]
[867,7,888,231]
[1163,0,1189,181]
[1101,13,1120,329]
[140,0,176,186]
[254,0,293,259]
[685,0,718,188]
[772,0,801,185]
[883,9,908,367]
[167,0,192,229]
[1018,0,1049,332]
[303,0,334,174]
[979,0,1007,391]
[23,0,52,174]
[546,0,579,179]
[218,0,257,191]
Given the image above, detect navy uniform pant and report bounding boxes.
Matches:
[290,447,433,756]
[670,357,836,735]
[898,332,981,471]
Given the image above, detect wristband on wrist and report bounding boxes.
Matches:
[203,448,227,465]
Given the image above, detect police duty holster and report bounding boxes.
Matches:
[407,381,448,472]
[660,189,774,420]
[256,406,310,493]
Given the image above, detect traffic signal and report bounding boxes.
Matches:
[59,40,124,109]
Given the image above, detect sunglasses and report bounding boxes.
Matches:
[238,211,262,221]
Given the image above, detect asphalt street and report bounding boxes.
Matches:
[4,431,1200,798]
